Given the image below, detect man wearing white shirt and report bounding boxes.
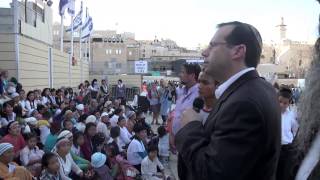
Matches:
[110,108,123,127]
[117,116,132,151]
[97,112,110,139]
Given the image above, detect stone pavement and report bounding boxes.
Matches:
[145,114,179,180]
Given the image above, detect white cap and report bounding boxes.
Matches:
[91,152,106,168]
[11,92,19,99]
[86,115,97,124]
[24,117,38,126]
[76,104,84,111]
[104,101,112,107]
[101,112,109,118]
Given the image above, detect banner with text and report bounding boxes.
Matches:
[135,61,148,74]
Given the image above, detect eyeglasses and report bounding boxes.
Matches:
[208,42,229,50]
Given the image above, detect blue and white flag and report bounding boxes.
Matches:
[81,16,93,39]
[66,5,83,32]
[68,0,75,16]
[59,0,69,16]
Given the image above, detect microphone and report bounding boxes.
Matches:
[193,97,204,113]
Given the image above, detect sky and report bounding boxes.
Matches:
[1,0,319,49]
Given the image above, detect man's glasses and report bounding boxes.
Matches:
[209,42,228,49]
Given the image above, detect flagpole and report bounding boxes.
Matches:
[88,36,91,62]
[79,1,83,82]
[60,15,64,52]
[69,14,74,87]
[86,38,88,62]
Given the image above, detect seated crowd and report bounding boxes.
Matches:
[0,74,171,180]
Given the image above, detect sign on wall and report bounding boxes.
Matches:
[135,61,148,74]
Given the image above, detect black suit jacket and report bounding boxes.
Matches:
[175,70,281,180]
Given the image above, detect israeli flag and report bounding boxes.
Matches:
[59,0,69,16]
[81,16,93,40]
[68,0,75,16]
[66,7,83,32]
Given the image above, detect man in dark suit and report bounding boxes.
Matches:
[175,21,281,180]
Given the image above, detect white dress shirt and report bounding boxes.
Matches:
[118,126,132,150]
[127,139,146,165]
[281,108,299,145]
[215,67,255,99]
[110,115,119,127]
[141,156,164,180]
[20,146,44,166]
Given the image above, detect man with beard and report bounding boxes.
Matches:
[172,63,201,135]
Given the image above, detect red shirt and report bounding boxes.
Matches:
[80,135,93,161]
[0,134,26,154]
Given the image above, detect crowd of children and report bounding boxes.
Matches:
[0,75,172,180]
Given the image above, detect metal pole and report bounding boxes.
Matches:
[70,15,74,87]
[13,0,20,81]
[88,37,90,62]
[60,15,63,52]
[79,2,83,82]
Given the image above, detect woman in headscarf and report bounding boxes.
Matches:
[52,130,83,180]
[0,121,25,159]
[0,142,33,180]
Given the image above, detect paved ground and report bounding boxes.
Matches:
[145,114,179,180]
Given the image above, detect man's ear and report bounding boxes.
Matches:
[231,44,246,62]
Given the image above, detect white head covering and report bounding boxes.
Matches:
[126,111,135,119]
[104,101,112,107]
[91,152,107,168]
[51,130,73,152]
[24,117,38,126]
[0,143,14,156]
[101,112,109,118]
[76,104,84,111]
[58,130,73,139]
[85,115,97,124]
[11,92,19,99]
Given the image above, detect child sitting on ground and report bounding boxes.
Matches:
[141,145,165,180]
[39,152,61,180]
[20,132,45,177]
[157,126,170,166]
[91,152,114,180]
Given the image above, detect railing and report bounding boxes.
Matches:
[110,85,140,101]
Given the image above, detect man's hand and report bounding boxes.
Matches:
[181,108,202,128]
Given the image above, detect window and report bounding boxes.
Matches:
[119,49,122,55]
[109,49,112,54]
[116,63,122,68]
[129,51,132,56]
[116,50,119,54]
[106,49,109,55]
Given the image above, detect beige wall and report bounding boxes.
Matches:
[19,36,50,90]
[0,34,17,78]
[51,48,89,90]
[0,35,89,92]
